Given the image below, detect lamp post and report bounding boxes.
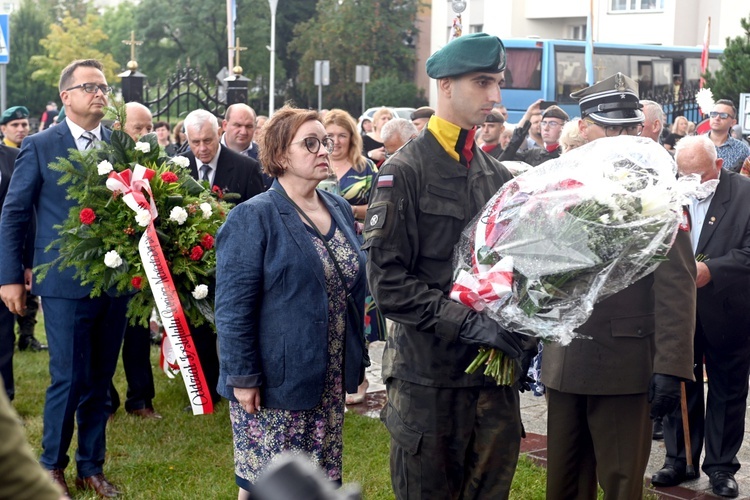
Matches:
[269,0,278,116]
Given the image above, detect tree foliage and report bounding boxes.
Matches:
[7,0,54,116]
[366,74,427,109]
[30,14,120,88]
[289,0,420,114]
[704,13,750,107]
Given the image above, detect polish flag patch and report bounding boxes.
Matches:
[377,174,394,188]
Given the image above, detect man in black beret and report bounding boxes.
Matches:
[364,32,529,499]
[498,101,569,166]
[410,106,434,132]
[541,72,697,499]
[0,106,30,149]
[479,109,505,159]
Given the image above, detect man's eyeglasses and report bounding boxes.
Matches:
[588,120,643,137]
[709,111,734,119]
[65,83,112,95]
[540,120,563,128]
[292,136,334,155]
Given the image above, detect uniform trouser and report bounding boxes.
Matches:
[190,322,221,404]
[662,319,750,475]
[39,296,127,477]
[15,292,38,339]
[546,388,651,500]
[0,301,15,400]
[382,378,522,500]
[108,322,156,413]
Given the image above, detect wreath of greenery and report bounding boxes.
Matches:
[36,103,235,328]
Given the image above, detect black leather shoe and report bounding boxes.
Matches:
[709,471,739,498]
[18,336,48,351]
[652,417,664,440]
[651,465,689,487]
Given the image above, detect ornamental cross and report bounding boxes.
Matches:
[122,31,143,62]
[593,61,606,81]
[228,37,247,69]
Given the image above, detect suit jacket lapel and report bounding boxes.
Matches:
[696,174,730,254]
[213,146,234,190]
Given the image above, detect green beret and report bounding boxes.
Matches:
[541,105,569,122]
[426,33,506,79]
[1,106,29,125]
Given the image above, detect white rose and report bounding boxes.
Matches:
[97,160,113,175]
[192,284,208,300]
[135,210,151,227]
[199,202,212,219]
[104,250,123,268]
[134,141,151,153]
[170,156,190,168]
[169,206,188,225]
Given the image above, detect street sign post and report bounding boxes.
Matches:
[314,60,330,112]
[355,65,370,116]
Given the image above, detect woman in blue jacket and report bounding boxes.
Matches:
[215,105,368,498]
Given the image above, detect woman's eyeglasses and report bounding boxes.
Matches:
[292,136,334,154]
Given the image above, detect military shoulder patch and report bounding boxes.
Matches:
[377,174,394,188]
[364,203,387,232]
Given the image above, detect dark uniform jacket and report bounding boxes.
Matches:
[541,227,697,395]
[363,129,513,388]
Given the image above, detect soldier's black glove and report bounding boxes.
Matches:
[458,312,523,359]
[518,347,537,393]
[648,373,681,419]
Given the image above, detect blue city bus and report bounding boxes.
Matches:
[499,38,723,124]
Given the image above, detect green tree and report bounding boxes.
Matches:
[7,0,54,117]
[290,0,420,113]
[366,74,427,109]
[30,14,120,88]
[704,13,750,106]
[94,1,138,71]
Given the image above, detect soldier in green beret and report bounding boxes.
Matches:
[0,106,30,148]
[365,32,533,499]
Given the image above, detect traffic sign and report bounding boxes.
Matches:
[0,14,9,65]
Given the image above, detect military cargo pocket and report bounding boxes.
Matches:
[382,400,423,499]
[417,185,466,261]
[383,400,422,455]
[610,314,654,338]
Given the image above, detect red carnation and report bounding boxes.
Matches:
[189,245,204,261]
[212,185,224,199]
[161,171,179,183]
[79,208,96,225]
[200,234,214,249]
[131,276,143,289]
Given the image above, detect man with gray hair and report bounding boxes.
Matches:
[380,118,417,158]
[640,100,666,143]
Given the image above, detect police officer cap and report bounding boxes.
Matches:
[570,72,644,125]
[410,106,435,121]
[426,33,506,79]
[484,109,505,124]
[541,105,569,122]
[1,106,29,125]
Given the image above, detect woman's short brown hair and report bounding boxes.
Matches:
[258,105,320,178]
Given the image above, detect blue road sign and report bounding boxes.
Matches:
[0,14,9,65]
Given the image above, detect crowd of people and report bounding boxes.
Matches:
[0,28,749,500]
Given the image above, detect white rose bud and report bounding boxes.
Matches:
[169,206,188,225]
[200,202,212,219]
[97,160,114,175]
[192,284,209,300]
[170,156,190,168]
[134,141,151,153]
[104,250,123,268]
[135,210,152,227]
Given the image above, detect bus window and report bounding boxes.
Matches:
[633,56,654,95]
[591,54,629,82]
[556,51,586,103]
[652,59,672,96]
[505,48,543,90]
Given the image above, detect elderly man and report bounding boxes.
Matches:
[365,33,527,499]
[0,59,127,498]
[180,109,264,405]
[707,99,750,173]
[499,102,568,166]
[651,135,750,499]
[1,106,30,148]
[480,109,505,159]
[380,118,417,158]
[640,100,666,144]
[541,72,697,499]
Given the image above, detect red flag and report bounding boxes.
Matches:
[699,17,711,89]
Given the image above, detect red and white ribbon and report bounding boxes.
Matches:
[450,256,514,312]
[106,164,158,218]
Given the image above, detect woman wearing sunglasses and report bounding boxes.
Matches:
[214,105,368,499]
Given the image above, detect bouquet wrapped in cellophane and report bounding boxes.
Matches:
[452,136,705,383]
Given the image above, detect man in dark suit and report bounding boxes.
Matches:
[0,144,20,401]
[179,109,264,404]
[0,59,127,498]
[651,135,750,499]
[541,73,697,499]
